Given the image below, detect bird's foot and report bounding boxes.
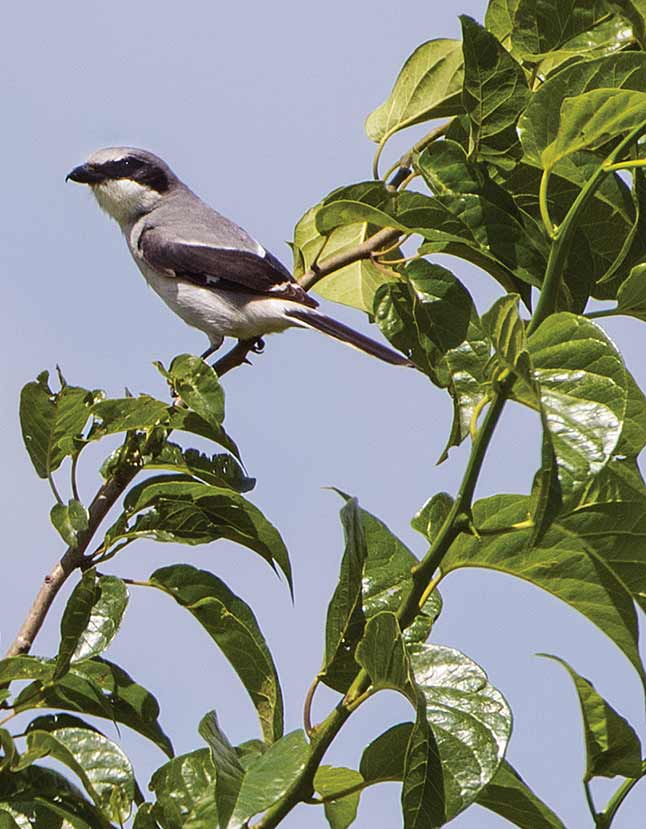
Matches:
[251,337,265,354]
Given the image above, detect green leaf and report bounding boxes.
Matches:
[314,766,363,829]
[50,499,89,549]
[476,759,566,828]
[55,571,127,678]
[320,498,368,693]
[149,749,217,829]
[541,88,646,173]
[365,39,464,145]
[353,497,442,645]
[485,0,520,43]
[407,643,512,823]
[442,494,645,682]
[152,566,284,743]
[415,140,484,195]
[520,53,646,168]
[412,493,454,544]
[107,475,292,591]
[19,714,135,824]
[0,764,115,829]
[292,207,399,312]
[360,722,413,783]
[12,657,173,758]
[145,443,255,492]
[375,260,490,458]
[616,263,646,321]
[541,655,642,780]
[55,569,100,679]
[89,395,171,438]
[198,712,244,829]
[71,575,129,663]
[156,355,225,430]
[512,0,618,60]
[523,314,628,495]
[0,730,18,773]
[167,407,240,459]
[461,16,529,171]
[0,813,20,829]
[229,730,310,828]
[482,293,533,384]
[20,373,96,478]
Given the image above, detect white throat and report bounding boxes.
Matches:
[91,179,162,226]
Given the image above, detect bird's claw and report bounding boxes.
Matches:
[251,337,265,354]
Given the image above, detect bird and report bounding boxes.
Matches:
[66,147,409,366]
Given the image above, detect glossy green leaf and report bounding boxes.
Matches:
[145,443,254,492]
[461,16,529,171]
[615,263,646,321]
[356,614,511,825]
[71,575,128,663]
[149,749,217,829]
[354,498,442,645]
[512,0,613,59]
[482,294,532,384]
[12,657,173,758]
[442,494,645,681]
[152,566,283,743]
[407,643,512,823]
[229,730,310,828]
[107,475,292,591]
[156,355,224,429]
[50,499,89,549]
[476,759,566,828]
[314,766,363,829]
[198,712,244,828]
[55,571,128,678]
[320,498,368,693]
[541,88,646,173]
[20,373,96,478]
[18,714,134,824]
[523,314,628,494]
[89,395,171,439]
[0,764,114,829]
[292,206,399,312]
[542,655,642,779]
[166,407,240,458]
[132,803,161,829]
[55,569,100,679]
[360,722,413,783]
[365,39,464,145]
[412,493,454,544]
[375,261,490,458]
[520,53,646,168]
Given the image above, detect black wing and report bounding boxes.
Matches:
[138,227,318,308]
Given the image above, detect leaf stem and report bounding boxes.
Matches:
[303,676,320,737]
[597,761,646,829]
[0,711,17,727]
[307,776,398,805]
[603,158,646,172]
[529,118,646,335]
[70,454,81,502]
[584,779,598,824]
[538,169,556,239]
[584,308,620,320]
[47,471,64,506]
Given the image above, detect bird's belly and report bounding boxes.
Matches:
[139,264,295,343]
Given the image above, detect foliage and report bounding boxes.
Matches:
[3,1,646,827]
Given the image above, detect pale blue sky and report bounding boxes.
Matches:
[2,2,645,826]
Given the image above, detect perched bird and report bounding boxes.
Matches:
[67,147,408,366]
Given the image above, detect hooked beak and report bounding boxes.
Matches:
[66,163,106,184]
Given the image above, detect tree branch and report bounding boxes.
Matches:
[298,227,402,292]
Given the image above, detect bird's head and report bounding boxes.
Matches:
[67,147,176,226]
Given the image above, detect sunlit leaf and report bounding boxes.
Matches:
[476,760,566,828]
[149,749,217,829]
[198,712,244,829]
[541,655,642,779]
[314,766,363,829]
[50,499,89,549]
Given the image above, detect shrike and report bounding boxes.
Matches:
[67,147,408,366]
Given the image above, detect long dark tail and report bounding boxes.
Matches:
[285,307,411,367]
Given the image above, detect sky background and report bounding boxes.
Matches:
[2,1,645,826]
